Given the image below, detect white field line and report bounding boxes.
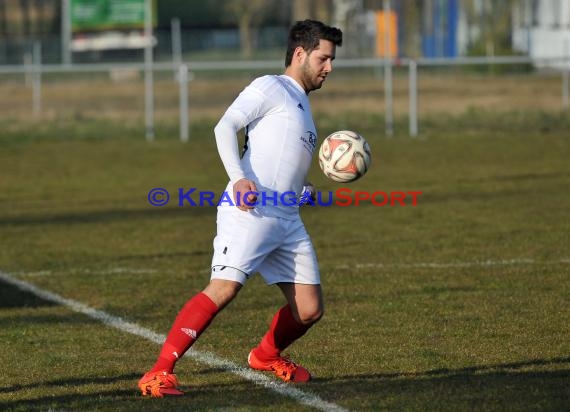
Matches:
[0,271,348,412]
[340,257,570,271]
[14,267,162,277]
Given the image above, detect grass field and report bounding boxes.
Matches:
[0,73,569,411]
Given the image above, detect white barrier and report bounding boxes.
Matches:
[1,55,569,139]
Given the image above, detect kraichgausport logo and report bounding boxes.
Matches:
[148,188,422,207]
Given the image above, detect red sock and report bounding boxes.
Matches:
[150,292,218,373]
[254,304,312,361]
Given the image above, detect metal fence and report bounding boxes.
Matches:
[1,54,569,140]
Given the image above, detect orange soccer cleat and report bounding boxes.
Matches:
[138,370,184,397]
[248,349,311,383]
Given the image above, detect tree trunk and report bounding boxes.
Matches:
[314,0,331,23]
[0,1,5,36]
[21,0,30,36]
[239,13,253,59]
[292,0,312,23]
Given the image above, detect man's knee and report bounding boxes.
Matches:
[296,305,324,326]
[203,279,242,309]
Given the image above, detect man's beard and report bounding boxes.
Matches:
[301,62,323,92]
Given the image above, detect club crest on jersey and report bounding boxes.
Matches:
[300,130,317,154]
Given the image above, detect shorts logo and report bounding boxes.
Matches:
[181,328,197,339]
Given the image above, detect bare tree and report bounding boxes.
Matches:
[464,0,516,55]
[0,1,5,37]
[20,0,30,36]
[314,0,332,23]
[292,0,332,23]
[224,0,273,59]
[400,0,422,58]
[36,0,47,34]
[292,0,312,22]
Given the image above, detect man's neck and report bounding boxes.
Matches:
[283,68,309,94]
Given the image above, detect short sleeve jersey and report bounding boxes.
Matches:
[218,75,318,218]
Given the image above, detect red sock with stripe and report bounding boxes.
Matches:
[253,304,311,361]
[150,292,218,373]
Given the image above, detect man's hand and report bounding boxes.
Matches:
[233,178,258,211]
[299,182,316,206]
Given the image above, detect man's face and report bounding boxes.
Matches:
[300,39,336,92]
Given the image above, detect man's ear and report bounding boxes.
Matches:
[294,46,306,64]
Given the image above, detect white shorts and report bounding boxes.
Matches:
[210,207,320,285]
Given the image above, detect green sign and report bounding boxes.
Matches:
[71,0,154,31]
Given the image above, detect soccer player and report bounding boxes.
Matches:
[138,19,343,397]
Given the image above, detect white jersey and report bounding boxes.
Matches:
[214,75,317,219]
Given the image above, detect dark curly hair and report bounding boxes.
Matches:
[285,20,343,67]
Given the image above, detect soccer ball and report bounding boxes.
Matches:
[318,130,371,183]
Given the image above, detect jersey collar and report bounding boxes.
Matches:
[280,74,307,95]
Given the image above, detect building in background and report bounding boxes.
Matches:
[512,0,570,68]
[1,0,569,65]
[419,0,459,58]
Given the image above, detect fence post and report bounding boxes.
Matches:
[179,64,189,142]
[562,40,570,110]
[171,18,182,80]
[383,0,394,136]
[562,67,570,110]
[61,0,71,65]
[409,59,418,137]
[33,41,42,116]
[144,0,154,141]
[24,51,33,87]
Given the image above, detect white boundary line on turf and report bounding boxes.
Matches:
[13,267,163,277]
[339,257,570,271]
[0,271,349,412]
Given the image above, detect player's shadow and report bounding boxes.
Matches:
[0,373,140,395]
[0,376,302,411]
[0,278,55,308]
[3,277,566,409]
[0,205,217,228]
[0,278,310,411]
[309,356,570,409]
